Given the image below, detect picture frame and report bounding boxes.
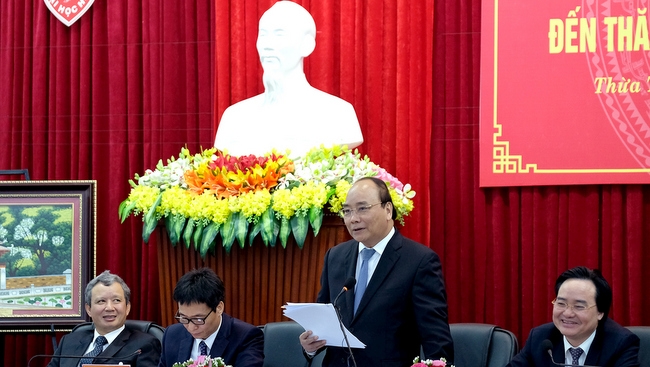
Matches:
[0,181,96,331]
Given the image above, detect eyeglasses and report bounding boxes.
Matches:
[340,202,384,218]
[552,299,597,313]
[175,309,213,325]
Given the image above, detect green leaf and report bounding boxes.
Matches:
[118,199,137,223]
[164,216,175,246]
[142,193,163,243]
[193,221,205,251]
[200,222,221,258]
[308,206,324,237]
[166,215,186,246]
[183,218,195,249]
[220,215,236,253]
[118,199,128,220]
[260,207,277,247]
[248,220,262,246]
[279,218,291,248]
[290,213,309,249]
[271,221,280,247]
[233,212,249,249]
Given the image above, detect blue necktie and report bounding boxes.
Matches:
[354,248,375,314]
[199,340,209,356]
[569,347,583,365]
[79,336,107,366]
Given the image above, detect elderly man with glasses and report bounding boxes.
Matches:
[158,268,263,367]
[507,266,640,367]
[299,177,454,367]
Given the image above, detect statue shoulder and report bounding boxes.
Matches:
[307,88,354,106]
[222,95,265,116]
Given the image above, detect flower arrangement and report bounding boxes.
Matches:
[172,356,231,367]
[119,145,415,257]
[411,356,454,367]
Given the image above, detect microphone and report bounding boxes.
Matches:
[333,277,358,367]
[542,340,600,367]
[333,277,357,307]
[28,349,142,367]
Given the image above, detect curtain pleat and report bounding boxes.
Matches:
[1,1,214,366]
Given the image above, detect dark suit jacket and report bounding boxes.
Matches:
[47,326,161,367]
[506,319,640,367]
[315,230,454,367]
[158,313,264,367]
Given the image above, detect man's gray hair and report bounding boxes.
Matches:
[84,270,131,306]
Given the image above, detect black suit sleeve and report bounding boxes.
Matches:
[231,324,264,367]
[414,250,454,363]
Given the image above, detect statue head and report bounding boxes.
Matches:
[257,1,316,102]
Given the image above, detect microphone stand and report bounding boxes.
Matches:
[333,304,358,367]
[544,346,600,367]
[325,278,356,367]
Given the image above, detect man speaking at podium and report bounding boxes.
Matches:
[47,271,161,367]
[506,267,640,367]
[299,177,454,367]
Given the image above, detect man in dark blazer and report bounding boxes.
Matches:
[300,177,454,367]
[48,271,161,367]
[158,268,264,367]
[507,266,640,367]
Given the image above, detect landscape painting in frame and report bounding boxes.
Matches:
[0,181,95,331]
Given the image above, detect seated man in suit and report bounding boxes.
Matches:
[158,268,264,367]
[214,1,364,158]
[507,266,640,367]
[48,270,161,367]
[299,177,454,367]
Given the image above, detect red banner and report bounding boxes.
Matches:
[480,1,650,186]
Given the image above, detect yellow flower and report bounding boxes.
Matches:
[160,186,191,217]
[186,193,230,225]
[292,181,328,213]
[328,180,352,214]
[128,186,161,215]
[390,188,414,225]
[272,188,301,219]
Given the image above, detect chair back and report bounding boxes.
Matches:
[625,326,650,366]
[71,320,165,343]
[448,323,518,367]
[261,321,324,367]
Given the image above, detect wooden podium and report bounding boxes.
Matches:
[156,214,350,327]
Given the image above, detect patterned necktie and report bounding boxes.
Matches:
[354,248,376,314]
[569,347,583,365]
[79,336,108,366]
[199,340,209,356]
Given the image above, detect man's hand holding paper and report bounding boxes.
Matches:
[283,303,365,348]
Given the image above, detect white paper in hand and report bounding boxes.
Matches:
[283,303,366,348]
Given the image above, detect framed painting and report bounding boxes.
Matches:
[0,181,96,331]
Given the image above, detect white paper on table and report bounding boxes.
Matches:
[282,302,366,348]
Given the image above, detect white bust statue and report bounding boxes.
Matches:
[214,1,364,157]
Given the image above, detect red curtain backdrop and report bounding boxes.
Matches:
[0,1,649,367]
[0,1,214,365]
